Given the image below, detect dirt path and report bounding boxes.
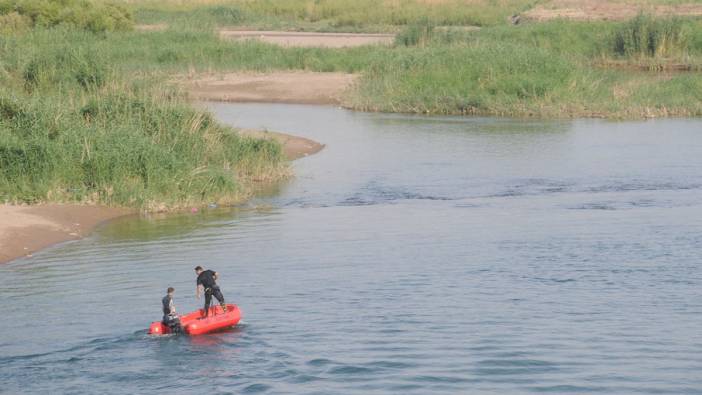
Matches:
[135,26,395,47]
[0,204,132,264]
[219,30,395,47]
[135,23,168,31]
[522,0,702,22]
[185,72,357,105]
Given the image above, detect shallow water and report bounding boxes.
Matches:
[1,104,701,394]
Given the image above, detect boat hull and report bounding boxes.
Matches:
[149,304,241,335]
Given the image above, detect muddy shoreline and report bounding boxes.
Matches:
[0,204,133,264]
[0,127,324,264]
[3,67,344,264]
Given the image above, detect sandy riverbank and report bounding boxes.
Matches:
[135,26,396,48]
[0,204,132,264]
[218,30,395,48]
[239,129,325,160]
[185,72,357,105]
[0,129,323,264]
[522,0,702,21]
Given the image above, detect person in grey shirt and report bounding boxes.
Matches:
[162,287,182,333]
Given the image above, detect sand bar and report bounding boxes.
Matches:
[219,30,395,48]
[522,0,702,21]
[185,71,357,105]
[0,204,132,264]
[0,130,323,264]
[240,129,324,160]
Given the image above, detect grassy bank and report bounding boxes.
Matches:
[1,11,287,209]
[3,3,702,121]
[3,1,702,210]
[127,0,540,31]
[11,15,699,120]
[116,0,702,118]
[351,18,702,117]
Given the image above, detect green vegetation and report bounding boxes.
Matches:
[1,22,286,208]
[84,28,385,73]
[3,0,702,207]
[128,0,540,31]
[613,14,690,59]
[353,18,702,116]
[0,0,133,32]
[395,18,435,47]
[122,1,702,117]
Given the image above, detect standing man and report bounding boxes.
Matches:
[162,287,182,333]
[195,266,227,317]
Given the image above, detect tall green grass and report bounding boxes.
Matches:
[613,14,690,59]
[348,19,702,117]
[0,28,286,208]
[350,42,579,115]
[395,18,435,47]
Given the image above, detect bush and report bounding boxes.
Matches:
[0,95,25,121]
[0,0,133,33]
[0,11,31,33]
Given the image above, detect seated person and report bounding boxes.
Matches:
[162,287,182,333]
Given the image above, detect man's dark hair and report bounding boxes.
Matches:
[167,287,175,293]
[194,266,203,271]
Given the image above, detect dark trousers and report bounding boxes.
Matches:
[162,315,182,333]
[204,286,225,315]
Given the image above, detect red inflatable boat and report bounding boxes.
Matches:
[149,304,241,335]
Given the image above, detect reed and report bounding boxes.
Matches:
[395,18,435,47]
[613,14,690,59]
[0,27,287,208]
[347,20,702,118]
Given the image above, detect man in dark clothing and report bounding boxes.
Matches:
[195,266,227,317]
[162,287,182,333]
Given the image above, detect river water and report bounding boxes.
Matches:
[1,104,701,394]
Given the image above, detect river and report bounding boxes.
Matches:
[1,104,701,394]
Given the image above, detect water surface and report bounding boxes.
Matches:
[1,104,701,394]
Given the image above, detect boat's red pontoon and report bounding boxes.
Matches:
[149,304,241,335]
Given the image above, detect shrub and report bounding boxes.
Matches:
[0,0,133,32]
[0,11,31,33]
[0,95,25,120]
